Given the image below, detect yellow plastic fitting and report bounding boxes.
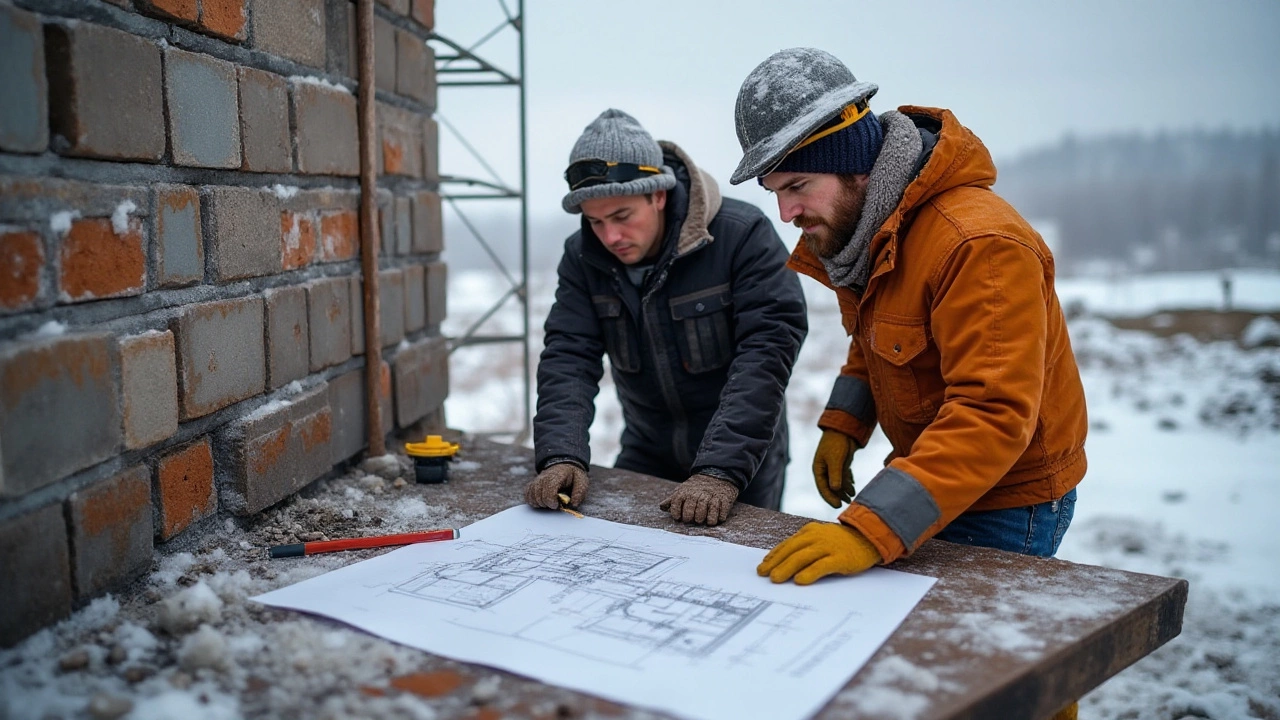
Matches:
[404,435,460,458]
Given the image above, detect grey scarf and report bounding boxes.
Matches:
[821,110,923,292]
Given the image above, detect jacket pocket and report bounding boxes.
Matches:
[869,319,935,423]
[593,295,641,373]
[669,284,734,374]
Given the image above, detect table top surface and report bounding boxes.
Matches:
[432,438,1187,720]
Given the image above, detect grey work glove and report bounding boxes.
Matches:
[659,473,740,526]
[525,463,588,510]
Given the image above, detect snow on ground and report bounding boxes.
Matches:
[2,268,1277,719]
[444,266,1280,719]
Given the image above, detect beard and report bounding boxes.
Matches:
[798,174,867,259]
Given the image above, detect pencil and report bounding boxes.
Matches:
[268,529,459,558]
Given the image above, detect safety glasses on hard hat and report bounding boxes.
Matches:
[564,160,661,190]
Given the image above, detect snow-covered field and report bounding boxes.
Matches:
[2,267,1277,719]
[444,266,1280,719]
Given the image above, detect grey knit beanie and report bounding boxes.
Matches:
[561,109,678,214]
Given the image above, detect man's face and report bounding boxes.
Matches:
[761,171,869,258]
[580,191,667,265]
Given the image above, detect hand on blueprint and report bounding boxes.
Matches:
[813,430,858,508]
[659,473,739,526]
[757,522,882,585]
[525,463,588,509]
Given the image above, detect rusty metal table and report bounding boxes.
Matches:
[393,437,1187,720]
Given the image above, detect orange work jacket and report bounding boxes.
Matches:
[787,106,1088,563]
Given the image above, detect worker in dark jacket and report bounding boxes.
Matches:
[526,109,807,526]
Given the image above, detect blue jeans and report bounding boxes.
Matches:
[932,489,1076,558]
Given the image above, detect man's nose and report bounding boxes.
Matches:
[777,197,801,224]
[603,224,624,245]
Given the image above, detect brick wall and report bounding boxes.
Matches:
[0,0,445,647]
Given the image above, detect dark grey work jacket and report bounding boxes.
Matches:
[533,142,807,503]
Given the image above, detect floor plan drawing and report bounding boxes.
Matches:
[389,534,815,668]
[253,505,937,720]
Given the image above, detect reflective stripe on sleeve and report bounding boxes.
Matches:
[826,375,876,426]
[853,466,942,550]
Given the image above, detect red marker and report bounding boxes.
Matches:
[268,529,459,558]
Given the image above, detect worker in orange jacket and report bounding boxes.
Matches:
[733,48,1087,719]
[733,48,1087,581]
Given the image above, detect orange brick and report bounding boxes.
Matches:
[148,0,198,22]
[382,138,405,175]
[281,211,316,271]
[411,0,434,30]
[59,218,145,302]
[0,230,42,310]
[319,210,358,262]
[155,438,216,540]
[200,0,246,41]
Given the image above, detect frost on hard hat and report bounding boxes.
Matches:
[731,48,878,185]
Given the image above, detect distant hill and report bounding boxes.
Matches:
[996,129,1280,275]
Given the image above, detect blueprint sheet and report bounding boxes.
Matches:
[252,506,937,720]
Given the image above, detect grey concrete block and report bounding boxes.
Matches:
[374,13,395,92]
[251,0,326,68]
[0,504,72,648]
[325,0,357,78]
[66,466,153,599]
[403,263,425,333]
[172,296,266,419]
[394,195,413,255]
[265,285,309,389]
[45,22,164,161]
[393,335,447,428]
[425,260,446,326]
[378,190,395,256]
[291,80,358,176]
[237,67,292,174]
[349,275,364,356]
[0,3,48,153]
[165,46,241,169]
[154,184,204,287]
[394,26,429,103]
[0,334,120,497]
[203,185,282,281]
[306,276,352,370]
[411,190,442,254]
[379,268,404,347]
[422,115,438,182]
[120,331,179,450]
[222,384,333,515]
[327,366,391,465]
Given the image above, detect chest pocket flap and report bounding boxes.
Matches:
[670,284,734,374]
[870,320,929,367]
[669,286,732,320]
[592,295,640,372]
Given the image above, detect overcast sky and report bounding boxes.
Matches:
[432,0,1280,237]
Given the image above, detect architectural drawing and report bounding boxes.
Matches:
[253,506,936,720]
[389,535,813,667]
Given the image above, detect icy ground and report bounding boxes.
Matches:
[2,268,1278,719]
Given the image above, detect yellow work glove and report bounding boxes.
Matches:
[524,463,588,509]
[659,473,740,526]
[757,521,882,585]
[1050,702,1078,720]
[813,430,858,508]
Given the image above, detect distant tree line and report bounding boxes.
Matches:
[997,129,1280,275]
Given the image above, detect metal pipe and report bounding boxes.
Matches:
[356,0,385,456]
[517,0,532,443]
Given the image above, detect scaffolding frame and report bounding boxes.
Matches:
[429,0,530,441]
